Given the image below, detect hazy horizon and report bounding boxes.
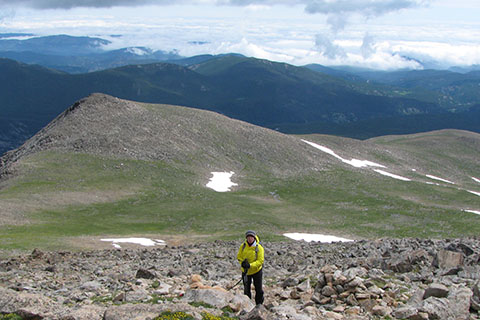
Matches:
[1,0,479,70]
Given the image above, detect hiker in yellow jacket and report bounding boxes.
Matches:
[237,230,264,305]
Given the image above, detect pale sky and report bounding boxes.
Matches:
[0,0,479,69]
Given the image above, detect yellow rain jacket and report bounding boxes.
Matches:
[237,235,264,275]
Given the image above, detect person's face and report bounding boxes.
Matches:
[247,235,255,244]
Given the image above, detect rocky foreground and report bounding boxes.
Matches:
[1,238,480,320]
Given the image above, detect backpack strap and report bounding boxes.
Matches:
[242,242,258,260]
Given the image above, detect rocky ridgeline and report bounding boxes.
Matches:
[1,238,480,320]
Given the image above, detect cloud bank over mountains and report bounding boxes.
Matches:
[0,0,428,23]
[0,0,478,70]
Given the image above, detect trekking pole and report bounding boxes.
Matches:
[229,277,243,290]
[228,270,247,291]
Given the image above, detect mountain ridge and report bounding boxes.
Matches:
[3,55,472,156]
[0,93,324,180]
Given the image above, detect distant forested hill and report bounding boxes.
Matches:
[1,56,479,156]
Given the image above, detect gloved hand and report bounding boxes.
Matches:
[241,259,250,270]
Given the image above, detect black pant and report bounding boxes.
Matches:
[244,268,264,305]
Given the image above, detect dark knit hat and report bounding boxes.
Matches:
[245,230,256,237]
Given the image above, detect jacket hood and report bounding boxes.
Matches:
[245,235,260,245]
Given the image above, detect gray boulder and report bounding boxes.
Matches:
[229,294,255,313]
[0,287,61,319]
[183,288,234,308]
[420,285,472,320]
[458,265,480,280]
[423,283,449,299]
[103,304,167,320]
[420,296,452,319]
[240,304,274,320]
[434,249,464,269]
[448,285,473,319]
[472,281,480,312]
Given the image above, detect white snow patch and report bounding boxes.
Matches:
[426,175,455,184]
[472,177,480,184]
[467,190,480,197]
[463,210,480,215]
[206,171,238,192]
[101,238,166,249]
[302,140,385,168]
[374,169,411,182]
[284,233,353,243]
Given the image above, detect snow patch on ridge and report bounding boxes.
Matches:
[206,171,238,192]
[300,139,480,200]
[101,238,166,249]
[426,175,455,184]
[374,169,411,181]
[467,190,480,197]
[463,210,480,215]
[302,140,385,168]
[284,233,353,243]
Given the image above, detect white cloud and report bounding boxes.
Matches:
[0,7,15,21]
[1,1,479,69]
[361,33,376,58]
[305,0,429,31]
[314,33,346,59]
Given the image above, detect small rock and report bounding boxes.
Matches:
[135,268,155,279]
[346,294,358,306]
[282,277,299,288]
[345,306,361,315]
[154,282,172,295]
[126,289,150,303]
[345,277,364,290]
[372,305,391,317]
[80,280,102,291]
[45,265,56,273]
[324,311,343,319]
[297,278,310,292]
[332,305,345,313]
[113,292,125,303]
[31,248,44,259]
[321,286,336,297]
[394,306,419,319]
[423,283,449,299]
[290,289,301,300]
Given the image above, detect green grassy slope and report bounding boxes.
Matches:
[0,95,479,251]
